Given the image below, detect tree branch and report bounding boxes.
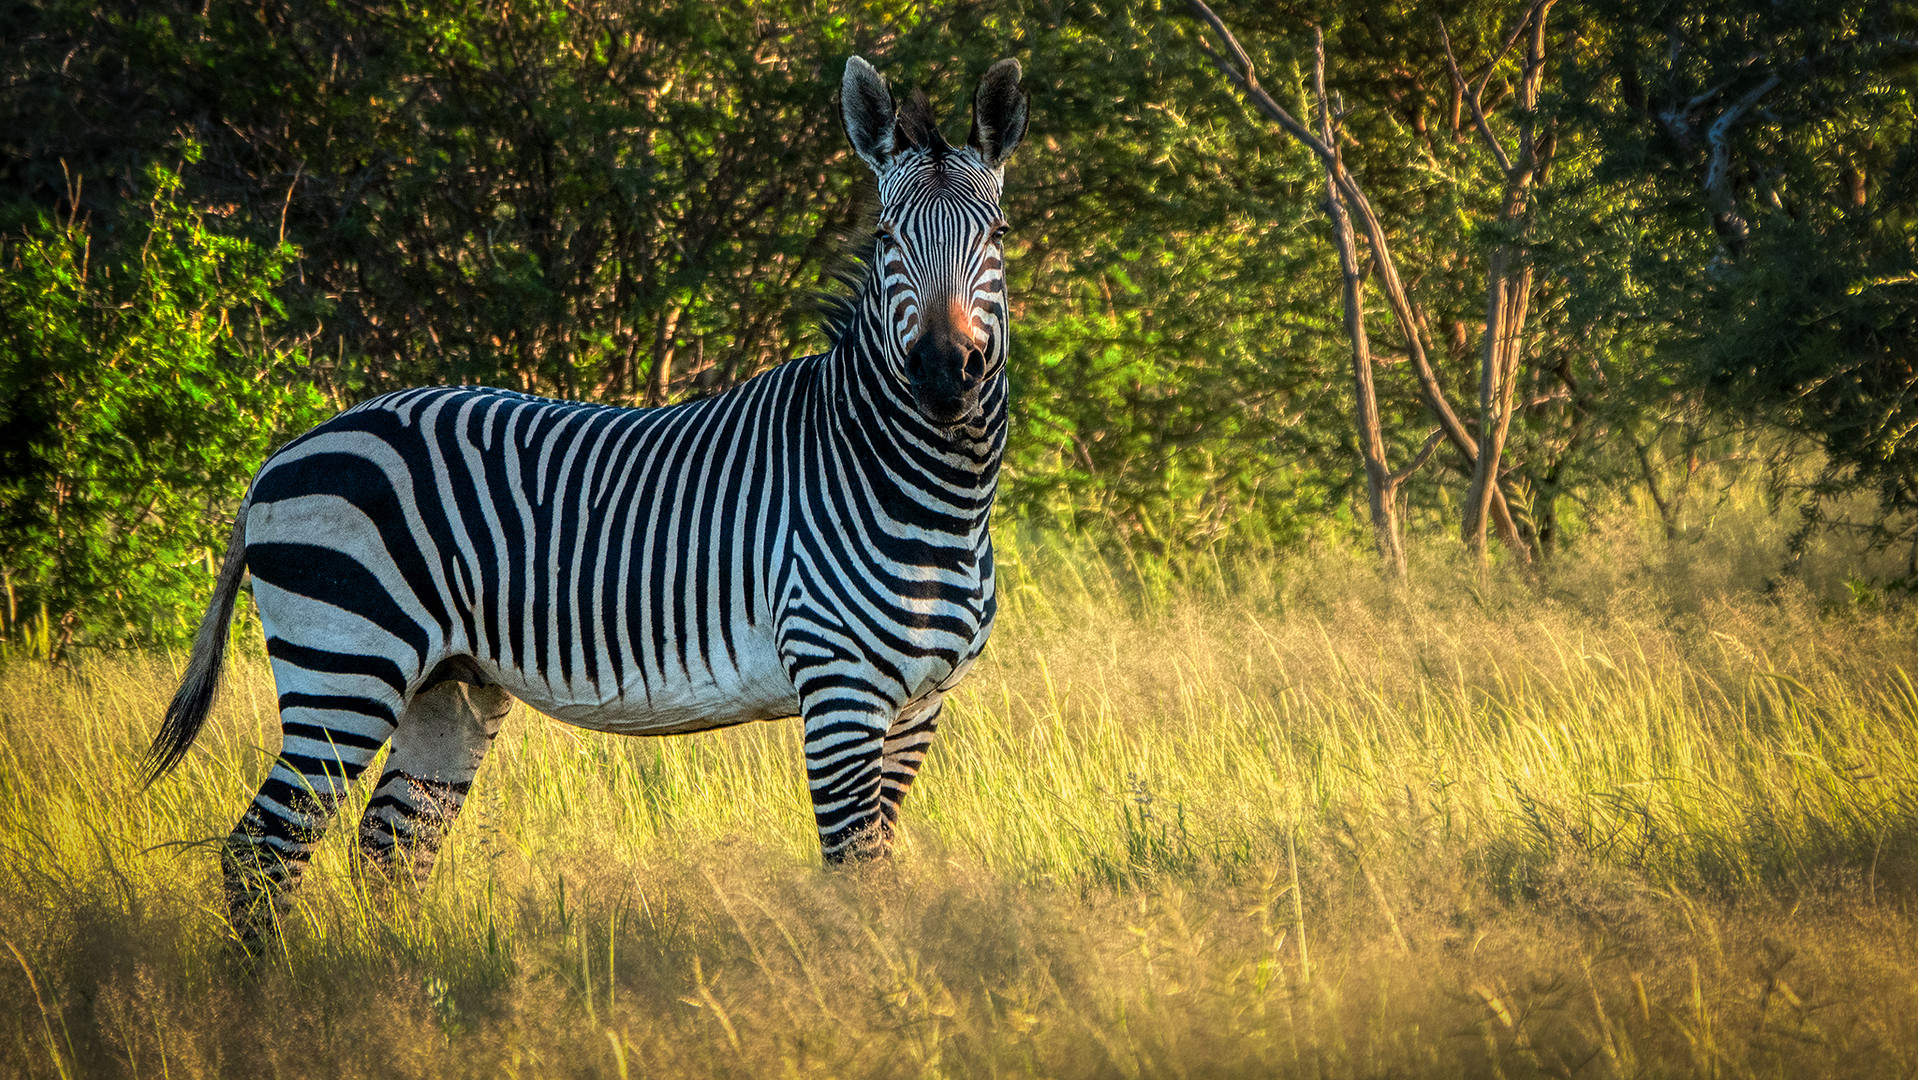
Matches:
[1185,4,1331,158]
[1475,0,1550,102]
[1521,387,1570,409]
[1388,428,1448,486]
[1437,15,1514,173]
[1700,73,1780,250]
[1703,74,1781,199]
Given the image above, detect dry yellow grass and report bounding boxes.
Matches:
[4,503,1918,1077]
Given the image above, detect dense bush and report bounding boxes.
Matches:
[0,158,325,656]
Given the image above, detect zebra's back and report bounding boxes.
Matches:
[246,379,806,734]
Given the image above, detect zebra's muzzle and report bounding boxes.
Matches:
[905,335,987,426]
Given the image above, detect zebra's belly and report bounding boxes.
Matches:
[481,630,799,736]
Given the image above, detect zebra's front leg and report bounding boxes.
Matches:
[801,688,896,864]
[357,676,513,888]
[877,701,942,841]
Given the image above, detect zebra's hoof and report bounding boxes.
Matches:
[823,822,894,866]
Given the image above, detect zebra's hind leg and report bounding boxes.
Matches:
[877,701,942,844]
[225,686,400,950]
[357,668,512,888]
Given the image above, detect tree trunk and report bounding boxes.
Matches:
[646,304,681,407]
[1316,42,1406,576]
[1447,2,1550,560]
[1461,254,1534,549]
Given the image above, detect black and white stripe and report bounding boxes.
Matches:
[144,56,1029,942]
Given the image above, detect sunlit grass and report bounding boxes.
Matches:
[4,504,1918,1077]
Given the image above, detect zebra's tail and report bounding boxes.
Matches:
[143,500,251,789]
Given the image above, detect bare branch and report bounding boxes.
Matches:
[1185,0,1256,79]
[1440,0,1556,178]
[1388,429,1448,486]
[1475,0,1551,102]
[1703,74,1781,197]
[1700,73,1781,250]
[1314,28,1337,164]
[1682,80,1734,116]
[1314,29,1405,573]
[1184,0,1330,158]
[1438,15,1514,173]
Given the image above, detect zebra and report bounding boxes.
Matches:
[144,55,1029,944]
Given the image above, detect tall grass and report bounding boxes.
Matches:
[4,501,1918,1077]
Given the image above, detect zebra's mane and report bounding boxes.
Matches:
[894,90,952,160]
[811,238,873,348]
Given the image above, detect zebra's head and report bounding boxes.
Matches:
[841,56,1029,428]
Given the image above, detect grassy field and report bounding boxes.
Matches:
[4,505,1918,1078]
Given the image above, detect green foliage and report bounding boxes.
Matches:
[0,160,327,656]
[1571,0,1918,544]
[1,0,1915,647]
[991,5,1357,554]
[1700,218,1918,525]
[0,0,1374,567]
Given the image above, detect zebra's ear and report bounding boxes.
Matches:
[968,59,1028,171]
[841,56,898,175]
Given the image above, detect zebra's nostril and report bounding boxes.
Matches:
[963,349,985,383]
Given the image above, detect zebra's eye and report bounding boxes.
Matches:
[874,225,894,244]
[990,222,1011,243]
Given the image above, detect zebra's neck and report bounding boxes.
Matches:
[816,277,1007,533]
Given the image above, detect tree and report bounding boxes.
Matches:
[1575,0,1918,560]
[1184,0,1553,568]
